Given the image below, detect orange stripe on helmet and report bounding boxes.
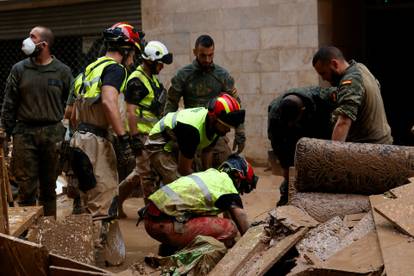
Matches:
[217,97,231,113]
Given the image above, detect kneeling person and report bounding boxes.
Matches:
[142,154,258,251]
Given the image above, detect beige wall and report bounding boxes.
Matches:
[142,0,320,164]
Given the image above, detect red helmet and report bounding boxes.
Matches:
[103,22,145,52]
[207,93,245,128]
[219,154,258,194]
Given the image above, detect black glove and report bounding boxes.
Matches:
[130,134,144,156]
[115,134,133,167]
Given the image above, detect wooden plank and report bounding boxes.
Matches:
[49,253,112,274]
[269,205,318,231]
[389,182,414,198]
[288,166,297,204]
[323,231,383,274]
[241,227,309,276]
[209,224,266,275]
[0,154,9,234]
[49,266,110,276]
[8,206,43,237]
[370,195,414,276]
[0,232,49,276]
[374,196,414,238]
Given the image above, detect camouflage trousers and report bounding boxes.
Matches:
[12,122,65,216]
[210,136,232,168]
[71,131,118,219]
[137,146,180,200]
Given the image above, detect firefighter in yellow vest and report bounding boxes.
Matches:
[118,41,173,218]
[142,154,258,254]
[70,22,144,265]
[139,94,245,202]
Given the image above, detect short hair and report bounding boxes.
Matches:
[278,96,303,123]
[37,26,54,48]
[195,35,214,48]
[312,46,344,66]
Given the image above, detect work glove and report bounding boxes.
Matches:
[232,126,246,154]
[115,134,133,167]
[130,134,144,156]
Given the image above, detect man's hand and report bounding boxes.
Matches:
[233,129,246,153]
[130,134,144,156]
[115,134,133,166]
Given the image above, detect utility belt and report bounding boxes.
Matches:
[77,122,108,138]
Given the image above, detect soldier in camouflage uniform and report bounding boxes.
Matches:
[268,86,337,206]
[1,26,73,217]
[164,35,245,168]
[312,46,392,144]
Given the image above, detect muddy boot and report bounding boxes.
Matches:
[41,200,57,218]
[118,171,139,219]
[276,178,289,207]
[72,196,83,214]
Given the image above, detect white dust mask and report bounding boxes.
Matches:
[21,37,36,56]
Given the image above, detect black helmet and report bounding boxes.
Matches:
[219,154,258,194]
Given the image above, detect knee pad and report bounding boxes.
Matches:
[71,148,97,192]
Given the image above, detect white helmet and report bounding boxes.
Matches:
[142,41,173,64]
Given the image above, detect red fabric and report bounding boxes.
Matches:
[144,215,238,248]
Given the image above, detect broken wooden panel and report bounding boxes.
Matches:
[0,232,49,276]
[370,195,414,276]
[323,231,383,274]
[343,213,366,229]
[209,225,266,275]
[295,138,411,194]
[8,206,43,237]
[389,182,414,198]
[296,216,351,261]
[0,153,9,234]
[49,253,112,274]
[374,196,414,238]
[31,214,95,265]
[49,266,110,276]
[238,227,308,276]
[269,206,318,232]
[291,192,370,222]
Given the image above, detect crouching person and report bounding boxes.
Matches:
[141,154,258,255]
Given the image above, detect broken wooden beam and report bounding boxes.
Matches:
[370,194,414,276]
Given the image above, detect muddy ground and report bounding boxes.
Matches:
[57,167,281,273]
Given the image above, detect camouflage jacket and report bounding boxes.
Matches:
[268,86,337,168]
[334,60,392,144]
[164,60,239,113]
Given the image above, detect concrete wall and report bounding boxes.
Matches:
[142,0,320,164]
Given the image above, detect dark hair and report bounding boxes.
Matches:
[312,46,345,66]
[278,96,302,123]
[195,35,214,48]
[37,26,54,48]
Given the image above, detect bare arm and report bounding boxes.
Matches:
[126,103,138,136]
[229,207,249,235]
[177,152,193,176]
[332,114,352,142]
[101,85,125,136]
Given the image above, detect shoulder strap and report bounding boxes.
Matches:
[78,58,114,96]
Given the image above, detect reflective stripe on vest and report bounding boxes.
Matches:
[149,107,217,152]
[127,65,161,134]
[74,57,127,104]
[149,169,239,217]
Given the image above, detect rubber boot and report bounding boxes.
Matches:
[41,200,57,218]
[276,178,289,207]
[72,196,83,214]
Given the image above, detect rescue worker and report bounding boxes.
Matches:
[142,154,258,254]
[268,86,337,206]
[1,26,73,217]
[164,34,245,167]
[118,41,173,217]
[69,22,143,265]
[139,93,245,200]
[312,46,392,144]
